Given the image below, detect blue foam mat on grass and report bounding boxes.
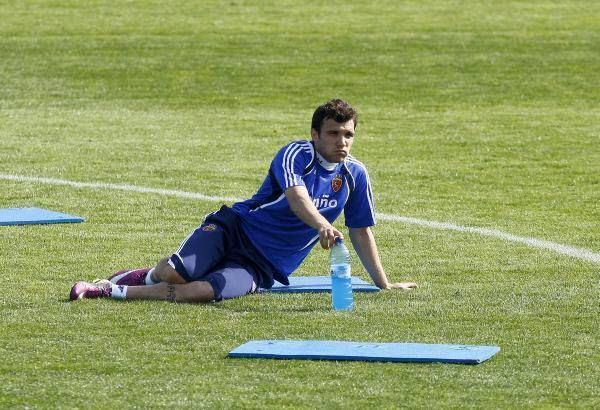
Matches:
[0,207,84,226]
[263,276,379,293]
[229,340,500,364]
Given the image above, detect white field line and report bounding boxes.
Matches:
[0,173,240,203]
[376,214,600,264]
[2,173,599,264]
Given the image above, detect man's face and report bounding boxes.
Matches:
[311,118,355,163]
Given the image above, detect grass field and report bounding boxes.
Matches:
[1,0,599,408]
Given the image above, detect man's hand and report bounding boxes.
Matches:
[318,224,344,250]
[383,282,418,290]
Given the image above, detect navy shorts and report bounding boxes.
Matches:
[168,206,278,300]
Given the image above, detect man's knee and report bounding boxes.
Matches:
[178,281,215,303]
[154,257,187,284]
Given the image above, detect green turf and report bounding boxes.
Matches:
[0,0,598,408]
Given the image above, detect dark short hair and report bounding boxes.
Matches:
[311,99,358,133]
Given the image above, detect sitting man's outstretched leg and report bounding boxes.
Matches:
[70,206,258,303]
[69,261,257,303]
[70,253,213,302]
[69,279,215,303]
[126,281,214,302]
[112,257,217,302]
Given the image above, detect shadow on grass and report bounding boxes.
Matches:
[61,294,330,313]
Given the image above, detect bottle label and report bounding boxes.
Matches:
[331,264,351,278]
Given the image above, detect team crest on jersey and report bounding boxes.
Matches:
[202,223,217,232]
[331,175,343,193]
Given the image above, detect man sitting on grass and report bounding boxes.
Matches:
[70,98,417,303]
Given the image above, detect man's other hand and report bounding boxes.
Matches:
[384,282,418,290]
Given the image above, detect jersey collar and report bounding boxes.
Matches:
[315,151,339,171]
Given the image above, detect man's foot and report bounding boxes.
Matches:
[70,280,112,301]
[108,268,151,286]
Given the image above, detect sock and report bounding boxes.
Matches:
[145,268,159,285]
[110,284,128,299]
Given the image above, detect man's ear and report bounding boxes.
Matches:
[310,128,319,141]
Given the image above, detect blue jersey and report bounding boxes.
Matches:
[232,140,376,284]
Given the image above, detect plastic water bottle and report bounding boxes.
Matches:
[330,238,353,311]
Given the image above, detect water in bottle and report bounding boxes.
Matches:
[330,237,353,310]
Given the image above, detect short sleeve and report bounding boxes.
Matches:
[344,160,376,228]
[270,141,315,190]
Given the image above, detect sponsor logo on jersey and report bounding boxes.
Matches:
[332,175,343,193]
[202,223,217,232]
[312,194,338,210]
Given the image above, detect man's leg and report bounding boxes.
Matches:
[124,281,215,302]
[123,262,257,302]
[70,262,257,303]
[198,262,258,301]
[83,256,212,302]
[71,209,237,302]
[70,280,215,303]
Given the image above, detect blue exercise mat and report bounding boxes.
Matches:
[0,207,84,226]
[229,340,500,364]
[263,276,379,293]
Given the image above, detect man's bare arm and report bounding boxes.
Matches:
[285,185,343,249]
[349,226,417,290]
